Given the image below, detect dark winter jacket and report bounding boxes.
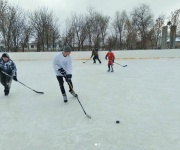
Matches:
[0,57,17,76]
[91,49,98,58]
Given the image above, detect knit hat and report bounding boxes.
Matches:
[2,53,9,58]
[63,46,72,52]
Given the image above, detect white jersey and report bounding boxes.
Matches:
[53,52,72,76]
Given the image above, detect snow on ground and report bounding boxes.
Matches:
[0,57,180,150]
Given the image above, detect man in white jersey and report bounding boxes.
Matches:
[53,45,77,103]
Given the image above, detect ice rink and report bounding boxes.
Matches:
[0,51,180,150]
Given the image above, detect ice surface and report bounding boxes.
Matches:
[0,58,180,150]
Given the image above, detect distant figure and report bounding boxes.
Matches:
[90,48,101,64]
[0,53,17,96]
[53,45,77,103]
[105,49,115,72]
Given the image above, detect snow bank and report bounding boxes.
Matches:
[1,49,180,61]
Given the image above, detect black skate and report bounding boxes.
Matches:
[4,87,9,96]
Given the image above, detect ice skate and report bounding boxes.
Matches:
[63,94,68,103]
[69,90,78,97]
[4,86,9,96]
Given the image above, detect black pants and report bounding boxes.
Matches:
[56,76,73,95]
[0,71,12,90]
[93,56,101,63]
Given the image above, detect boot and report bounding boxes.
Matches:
[63,94,68,103]
[4,86,9,96]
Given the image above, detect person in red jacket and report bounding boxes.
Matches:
[105,49,115,72]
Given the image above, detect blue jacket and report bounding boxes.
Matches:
[0,57,17,76]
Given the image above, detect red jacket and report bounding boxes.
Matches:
[105,51,115,65]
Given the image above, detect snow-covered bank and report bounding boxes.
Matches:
[1,49,180,61]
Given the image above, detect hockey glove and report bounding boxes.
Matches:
[58,68,66,76]
[13,76,18,81]
[65,74,72,82]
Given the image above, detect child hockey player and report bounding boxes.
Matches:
[0,53,17,96]
[105,49,115,72]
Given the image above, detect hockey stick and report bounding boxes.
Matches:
[67,81,91,119]
[83,58,91,63]
[114,62,127,67]
[1,71,44,94]
[17,80,44,94]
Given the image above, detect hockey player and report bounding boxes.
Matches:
[0,53,17,96]
[105,49,115,72]
[53,45,77,103]
[90,48,101,64]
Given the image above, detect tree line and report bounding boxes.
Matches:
[0,0,180,52]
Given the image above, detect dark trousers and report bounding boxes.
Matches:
[56,76,73,95]
[0,71,12,89]
[108,64,113,70]
[93,56,101,63]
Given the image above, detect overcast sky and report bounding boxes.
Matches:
[7,0,180,24]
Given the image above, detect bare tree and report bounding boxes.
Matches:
[168,9,180,34]
[87,8,109,49]
[91,12,102,48]
[125,19,138,49]
[11,7,29,52]
[168,9,180,26]
[29,7,60,51]
[68,13,88,51]
[19,19,33,52]
[85,7,95,50]
[153,16,164,48]
[50,22,60,51]
[0,1,33,52]
[99,15,110,49]
[131,4,153,49]
[62,22,75,48]
[106,33,117,50]
[0,0,8,48]
[112,10,127,50]
[0,0,17,51]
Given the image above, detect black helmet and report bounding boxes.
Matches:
[2,53,9,58]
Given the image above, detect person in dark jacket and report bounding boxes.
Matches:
[0,53,17,96]
[90,48,101,64]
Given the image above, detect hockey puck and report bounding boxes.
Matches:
[116,120,120,124]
